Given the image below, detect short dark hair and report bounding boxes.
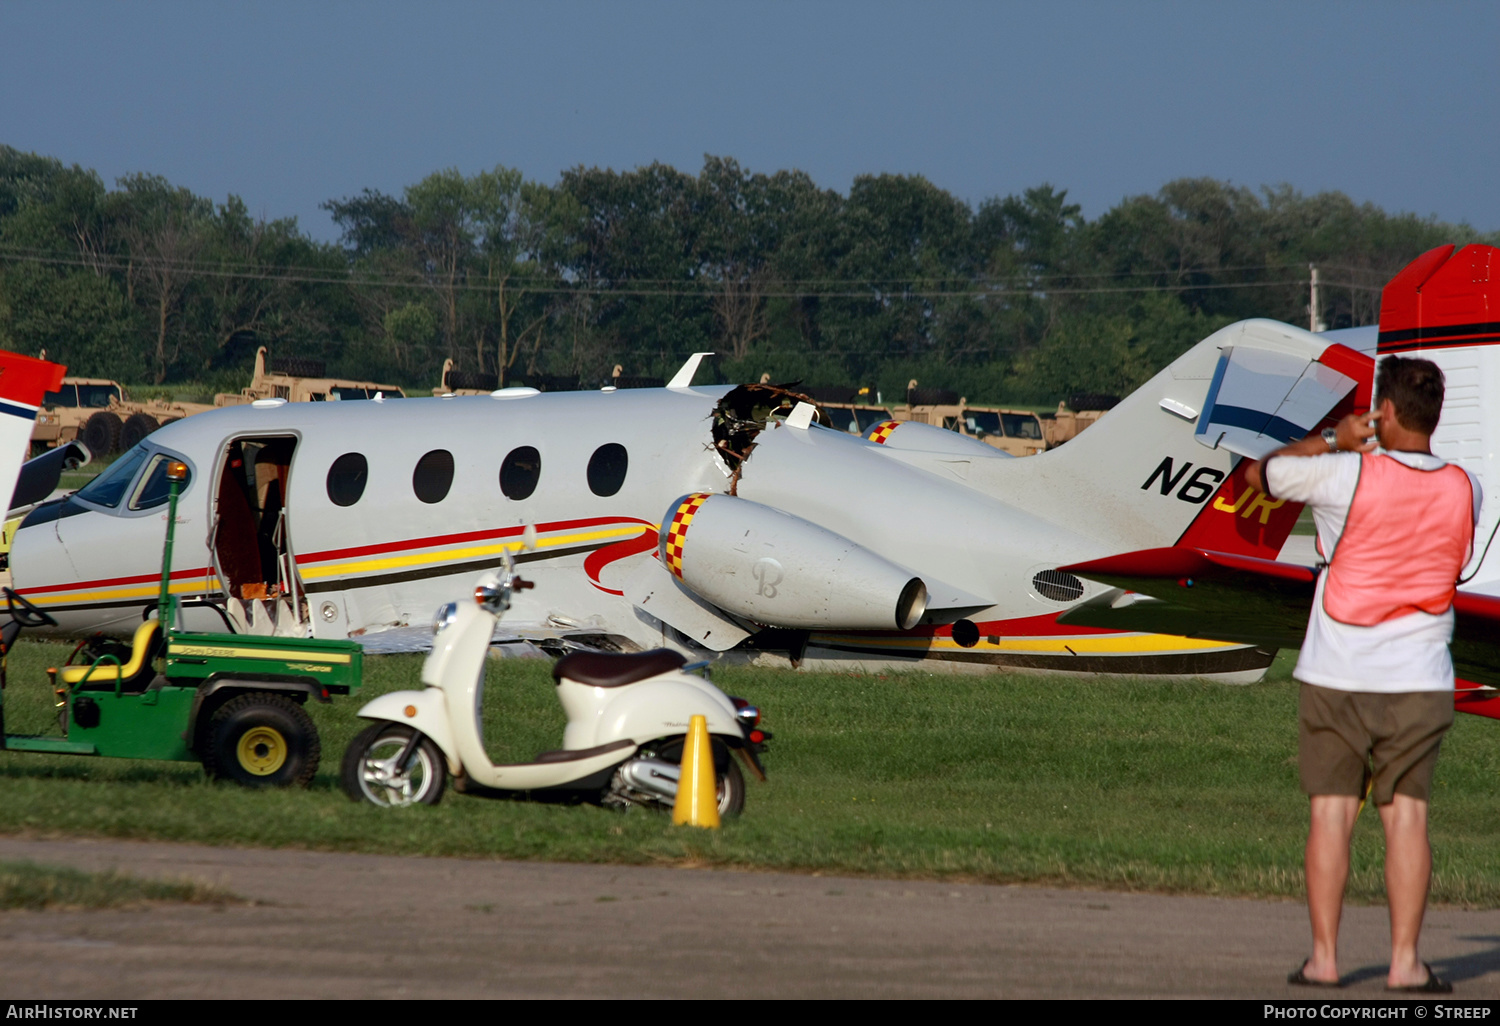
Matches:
[1375,356,1444,435]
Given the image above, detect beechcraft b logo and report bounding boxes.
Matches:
[1142,457,1224,505]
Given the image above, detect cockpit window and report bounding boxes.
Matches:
[78,384,121,408]
[43,384,119,408]
[328,386,405,401]
[1002,413,1042,440]
[74,447,149,509]
[129,453,192,510]
[587,443,628,497]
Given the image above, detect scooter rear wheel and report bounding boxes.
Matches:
[648,737,746,818]
[341,723,447,807]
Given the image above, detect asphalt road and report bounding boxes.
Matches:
[1,836,1498,999]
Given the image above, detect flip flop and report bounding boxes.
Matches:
[1288,959,1343,988]
[1386,962,1452,994]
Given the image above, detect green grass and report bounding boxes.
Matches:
[0,860,240,910]
[2,643,1499,905]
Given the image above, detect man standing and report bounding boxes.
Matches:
[1245,356,1480,993]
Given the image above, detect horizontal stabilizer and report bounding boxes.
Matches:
[10,441,89,514]
[1195,345,1357,459]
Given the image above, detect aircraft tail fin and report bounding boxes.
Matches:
[0,350,68,519]
[1377,243,1496,355]
[1376,243,1500,585]
[983,319,1370,555]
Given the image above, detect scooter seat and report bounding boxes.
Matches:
[553,648,686,688]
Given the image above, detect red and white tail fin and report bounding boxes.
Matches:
[986,318,1373,556]
[1377,243,1496,356]
[1375,244,1499,589]
[0,351,68,514]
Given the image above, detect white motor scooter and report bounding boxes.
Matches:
[341,555,768,814]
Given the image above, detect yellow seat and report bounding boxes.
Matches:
[59,620,160,687]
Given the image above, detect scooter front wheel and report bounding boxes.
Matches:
[341,723,447,807]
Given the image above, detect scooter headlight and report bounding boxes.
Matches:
[432,601,459,635]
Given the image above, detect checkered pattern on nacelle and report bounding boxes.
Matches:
[662,492,711,579]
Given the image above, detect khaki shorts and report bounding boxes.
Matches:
[1298,684,1453,805]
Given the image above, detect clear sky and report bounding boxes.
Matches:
[3,0,1496,241]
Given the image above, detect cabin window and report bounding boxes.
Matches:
[587,443,628,497]
[74,446,149,509]
[413,449,455,504]
[129,453,192,510]
[326,452,368,507]
[499,446,541,500]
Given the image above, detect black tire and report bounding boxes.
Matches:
[270,355,326,378]
[649,737,747,818]
[201,692,320,788]
[907,386,960,406]
[446,369,498,392]
[119,413,159,450]
[1067,392,1121,412]
[340,723,447,807]
[81,412,121,456]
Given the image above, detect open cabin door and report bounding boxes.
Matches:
[210,435,308,636]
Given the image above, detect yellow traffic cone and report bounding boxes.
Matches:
[672,714,721,828]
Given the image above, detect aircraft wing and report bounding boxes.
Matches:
[9,441,89,515]
[1059,548,1500,717]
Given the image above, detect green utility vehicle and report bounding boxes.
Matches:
[0,460,362,786]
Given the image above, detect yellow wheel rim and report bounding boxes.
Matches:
[236,726,287,776]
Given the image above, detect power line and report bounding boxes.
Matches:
[0,243,1389,285]
[0,247,1380,297]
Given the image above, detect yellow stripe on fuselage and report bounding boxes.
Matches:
[812,632,1238,654]
[296,525,652,581]
[28,578,220,607]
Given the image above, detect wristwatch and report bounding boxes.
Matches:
[1321,427,1339,453]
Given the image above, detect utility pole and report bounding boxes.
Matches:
[1309,264,1322,333]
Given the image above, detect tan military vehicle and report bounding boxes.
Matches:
[215,347,406,406]
[32,378,214,457]
[896,382,1047,457]
[1039,393,1120,448]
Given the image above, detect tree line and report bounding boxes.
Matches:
[0,145,1492,405]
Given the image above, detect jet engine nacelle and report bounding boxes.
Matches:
[658,492,928,631]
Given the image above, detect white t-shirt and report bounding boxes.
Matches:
[1265,449,1483,693]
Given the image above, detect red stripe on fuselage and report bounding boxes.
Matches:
[15,515,658,597]
[295,515,657,565]
[17,567,214,597]
[830,611,1126,640]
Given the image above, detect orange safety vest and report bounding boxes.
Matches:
[1323,452,1475,626]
